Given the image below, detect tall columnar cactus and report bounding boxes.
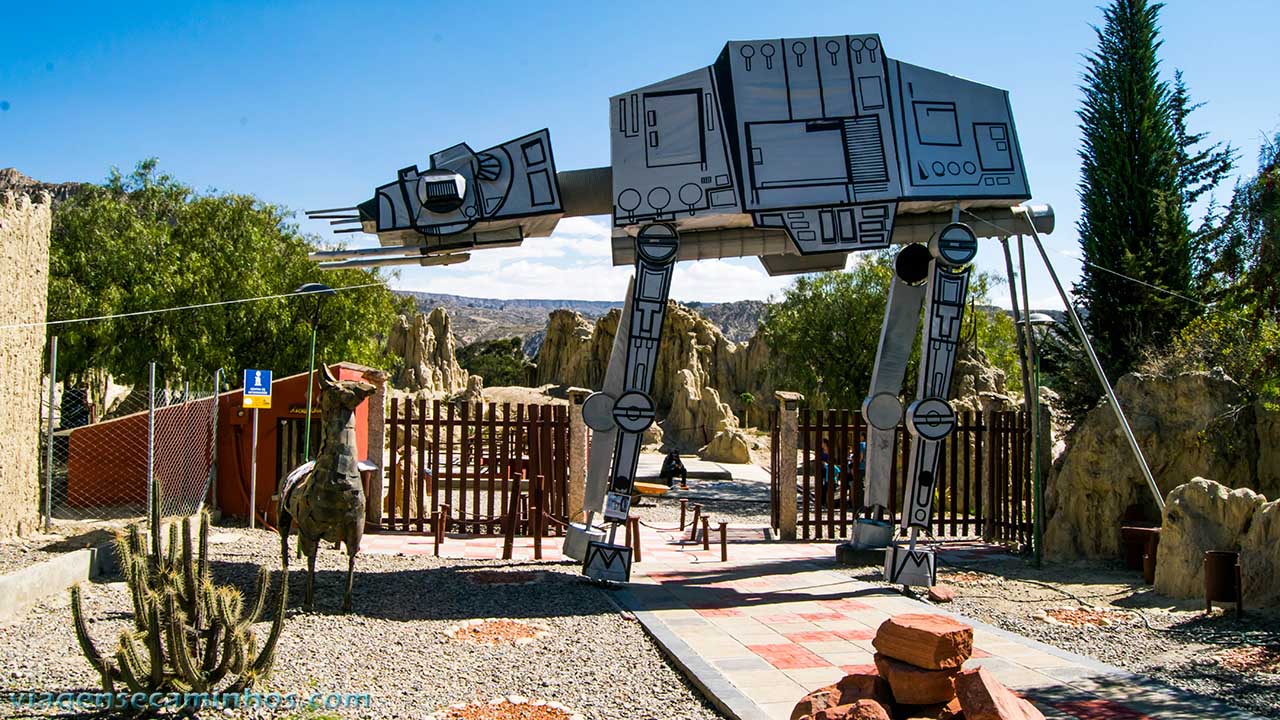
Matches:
[70,499,287,706]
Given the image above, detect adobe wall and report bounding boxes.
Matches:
[0,191,52,537]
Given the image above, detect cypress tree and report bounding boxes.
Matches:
[1075,0,1192,377]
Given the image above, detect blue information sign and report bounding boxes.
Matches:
[243,369,273,409]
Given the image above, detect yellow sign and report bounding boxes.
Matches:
[243,394,272,409]
[242,369,273,409]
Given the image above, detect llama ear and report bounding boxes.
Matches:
[317,363,336,390]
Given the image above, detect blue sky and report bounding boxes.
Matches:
[3,1,1277,307]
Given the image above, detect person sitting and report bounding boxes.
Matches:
[659,450,688,489]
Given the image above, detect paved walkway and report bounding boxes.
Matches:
[362,524,1264,720]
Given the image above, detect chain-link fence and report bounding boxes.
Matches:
[39,338,220,528]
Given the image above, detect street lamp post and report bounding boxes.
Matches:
[295,282,335,460]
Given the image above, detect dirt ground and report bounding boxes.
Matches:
[840,550,1280,719]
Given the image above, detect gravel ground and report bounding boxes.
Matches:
[840,552,1280,719]
[0,525,724,720]
[631,496,772,531]
[0,526,119,576]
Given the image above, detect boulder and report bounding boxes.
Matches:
[955,667,1044,720]
[1154,478,1265,599]
[897,697,964,720]
[792,671,891,720]
[1242,498,1280,607]
[387,308,471,394]
[873,653,958,706]
[927,585,957,603]
[701,429,752,463]
[813,700,891,720]
[1045,370,1260,560]
[872,614,973,670]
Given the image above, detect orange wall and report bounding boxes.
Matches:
[216,363,372,526]
[64,363,373,524]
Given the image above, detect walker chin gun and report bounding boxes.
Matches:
[307,33,1054,586]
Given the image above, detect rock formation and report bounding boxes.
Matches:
[387,308,471,394]
[1154,478,1279,606]
[0,168,87,206]
[1044,370,1277,560]
[535,301,770,457]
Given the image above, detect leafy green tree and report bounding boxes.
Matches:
[761,252,1020,410]
[458,336,532,387]
[47,159,408,400]
[1075,0,1193,378]
[738,392,755,428]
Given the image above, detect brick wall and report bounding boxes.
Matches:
[0,191,51,537]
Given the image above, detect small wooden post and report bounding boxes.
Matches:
[701,516,711,551]
[628,516,642,563]
[679,498,688,530]
[718,521,728,562]
[502,472,521,560]
[688,504,702,543]
[533,474,545,560]
[433,507,442,557]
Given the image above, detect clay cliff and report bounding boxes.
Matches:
[535,302,771,458]
[1044,369,1280,560]
[386,308,472,395]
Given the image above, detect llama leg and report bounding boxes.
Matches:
[302,537,319,612]
[342,550,357,613]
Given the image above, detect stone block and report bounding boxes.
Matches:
[955,666,1044,720]
[874,653,959,706]
[872,613,973,670]
[813,699,891,720]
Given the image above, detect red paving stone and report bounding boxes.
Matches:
[753,613,808,624]
[1052,699,1152,720]
[798,611,845,622]
[696,607,743,618]
[817,598,874,613]
[835,629,875,641]
[747,643,833,669]
[840,663,878,675]
[783,631,844,643]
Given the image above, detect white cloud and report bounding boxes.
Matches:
[388,215,811,302]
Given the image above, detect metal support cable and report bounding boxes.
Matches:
[1015,207,1165,512]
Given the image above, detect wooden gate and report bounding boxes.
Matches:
[383,400,570,536]
[773,408,1033,544]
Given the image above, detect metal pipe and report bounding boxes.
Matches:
[43,336,57,530]
[249,407,259,530]
[1000,239,1034,402]
[208,368,221,512]
[1015,207,1164,512]
[1016,235,1044,566]
[147,361,157,527]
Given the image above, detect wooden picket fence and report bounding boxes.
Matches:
[771,408,1033,545]
[383,399,570,538]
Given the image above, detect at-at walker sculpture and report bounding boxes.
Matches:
[307,34,1072,587]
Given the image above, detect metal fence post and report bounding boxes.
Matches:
[43,336,58,530]
[147,361,157,527]
[208,368,221,511]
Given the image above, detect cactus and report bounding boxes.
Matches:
[69,510,287,709]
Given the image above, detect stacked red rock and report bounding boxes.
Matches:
[872,613,971,706]
[792,613,1046,720]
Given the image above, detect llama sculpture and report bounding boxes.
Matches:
[278,364,375,612]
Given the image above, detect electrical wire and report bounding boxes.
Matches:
[960,208,1210,309]
[0,281,387,330]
